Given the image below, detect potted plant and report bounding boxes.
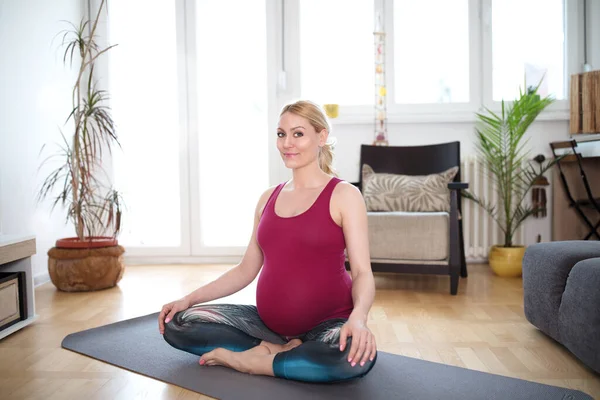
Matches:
[463,81,560,277]
[527,85,541,102]
[37,0,125,291]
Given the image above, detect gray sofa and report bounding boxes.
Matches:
[522,241,600,374]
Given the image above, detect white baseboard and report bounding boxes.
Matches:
[34,272,51,287]
[124,256,486,266]
[32,259,236,287]
[124,255,240,265]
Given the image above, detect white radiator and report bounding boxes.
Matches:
[460,157,524,263]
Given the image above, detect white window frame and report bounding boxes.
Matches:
[98,0,279,262]
[280,0,582,124]
[480,0,582,121]
[276,0,383,123]
[97,0,192,259]
[386,0,482,122]
[96,0,583,261]
[187,0,279,259]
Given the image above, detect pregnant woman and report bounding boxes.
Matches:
[158,100,377,383]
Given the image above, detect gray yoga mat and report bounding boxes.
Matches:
[62,312,593,400]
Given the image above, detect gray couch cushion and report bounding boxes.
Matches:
[368,211,448,261]
[558,257,600,373]
[522,241,600,342]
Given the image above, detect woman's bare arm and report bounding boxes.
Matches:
[159,187,276,332]
[334,182,377,366]
[184,186,276,305]
[337,183,375,323]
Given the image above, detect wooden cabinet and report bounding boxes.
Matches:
[0,272,26,331]
[0,235,37,339]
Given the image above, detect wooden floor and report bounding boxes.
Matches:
[0,263,598,399]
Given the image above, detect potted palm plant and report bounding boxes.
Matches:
[37,0,125,291]
[463,81,560,277]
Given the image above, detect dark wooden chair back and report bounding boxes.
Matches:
[358,141,463,211]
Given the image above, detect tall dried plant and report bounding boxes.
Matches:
[37,0,123,241]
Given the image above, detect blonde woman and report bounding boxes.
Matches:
[159,100,377,382]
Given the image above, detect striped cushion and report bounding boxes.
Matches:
[362,164,458,212]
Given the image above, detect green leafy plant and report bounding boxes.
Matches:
[37,0,123,241]
[463,81,560,247]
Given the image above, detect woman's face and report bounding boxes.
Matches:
[277,112,326,170]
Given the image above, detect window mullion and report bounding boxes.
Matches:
[381,0,394,113]
[469,0,483,111]
[480,0,493,109]
[283,0,301,109]
[565,0,584,76]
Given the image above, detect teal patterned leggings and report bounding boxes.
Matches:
[162,304,377,383]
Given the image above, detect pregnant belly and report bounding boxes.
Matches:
[256,272,352,337]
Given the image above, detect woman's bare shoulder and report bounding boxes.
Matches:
[259,184,279,202]
[333,180,362,200]
[331,180,365,220]
[256,184,281,216]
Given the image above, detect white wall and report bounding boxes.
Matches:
[0,0,85,284]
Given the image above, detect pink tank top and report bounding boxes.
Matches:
[255,177,354,337]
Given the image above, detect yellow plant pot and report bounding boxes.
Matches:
[488,245,526,277]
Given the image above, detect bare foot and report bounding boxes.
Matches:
[260,338,303,354]
[282,338,303,351]
[199,340,303,375]
[200,346,270,374]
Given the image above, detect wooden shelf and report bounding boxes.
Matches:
[0,235,37,339]
[0,235,36,265]
[0,315,38,340]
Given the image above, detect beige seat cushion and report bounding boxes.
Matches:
[367,211,449,261]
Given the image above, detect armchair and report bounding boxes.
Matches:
[347,142,468,295]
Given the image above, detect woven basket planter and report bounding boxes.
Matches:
[48,245,125,292]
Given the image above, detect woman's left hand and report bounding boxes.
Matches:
[339,317,377,367]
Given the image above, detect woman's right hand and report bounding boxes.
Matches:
[158,296,191,334]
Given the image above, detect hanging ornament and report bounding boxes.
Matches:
[373,13,388,147]
[531,154,550,218]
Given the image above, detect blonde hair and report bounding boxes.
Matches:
[279,100,337,176]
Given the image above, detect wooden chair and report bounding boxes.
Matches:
[347,141,468,295]
[550,140,600,240]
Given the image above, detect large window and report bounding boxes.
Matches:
[108,0,270,256]
[299,0,375,106]
[105,1,575,258]
[195,1,269,248]
[393,0,470,104]
[109,1,182,248]
[289,0,573,117]
[491,0,565,101]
